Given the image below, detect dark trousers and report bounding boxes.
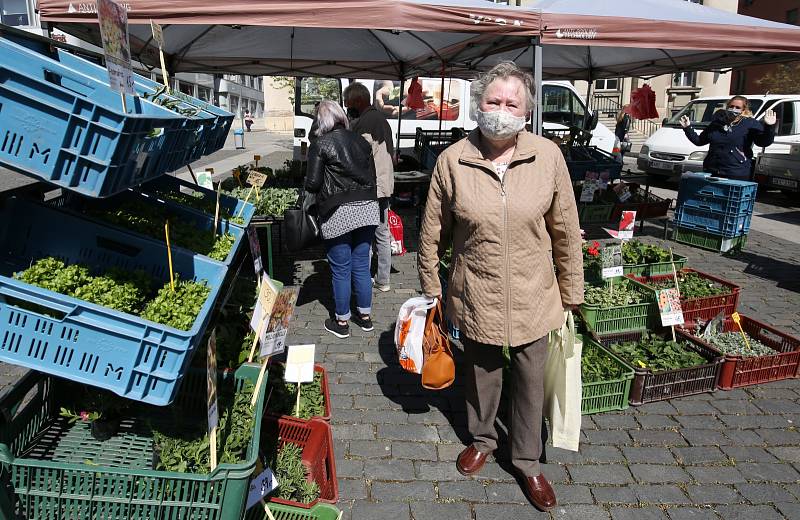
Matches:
[463,335,548,478]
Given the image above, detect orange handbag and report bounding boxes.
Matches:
[421,300,456,390]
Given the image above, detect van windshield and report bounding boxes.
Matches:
[665,99,764,128]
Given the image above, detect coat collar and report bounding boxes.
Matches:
[459,129,539,169]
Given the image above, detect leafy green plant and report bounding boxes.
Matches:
[583,278,644,308]
[225,186,299,217]
[142,85,201,117]
[608,332,706,372]
[646,271,731,300]
[582,344,625,383]
[621,240,672,265]
[268,368,325,420]
[698,326,774,358]
[262,441,320,504]
[60,408,102,424]
[141,279,210,331]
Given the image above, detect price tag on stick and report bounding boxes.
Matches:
[601,244,623,279]
[213,182,222,238]
[150,20,169,93]
[246,468,279,510]
[657,288,685,327]
[97,0,134,108]
[247,170,268,189]
[253,154,261,168]
[207,330,219,470]
[580,180,599,203]
[285,344,316,417]
[164,220,175,291]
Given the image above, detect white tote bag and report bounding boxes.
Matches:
[543,311,583,452]
[395,297,438,375]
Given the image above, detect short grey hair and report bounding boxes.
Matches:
[315,100,349,137]
[343,82,371,105]
[470,61,535,118]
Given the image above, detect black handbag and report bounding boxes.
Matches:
[284,192,321,252]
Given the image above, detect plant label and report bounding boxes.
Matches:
[206,330,219,432]
[247,171,268,188]
[601,244,623,279]
[604,210,637,240]
[96,0,134,95]
[150,20,164,48]
[580,180,599,203]
[613,183,632,203]
[246,468,279,509]
[197,170,214,190]
[657,288,685,327]
[247,226,263,277]
[285,344,316,383]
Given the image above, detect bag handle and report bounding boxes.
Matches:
[424,300,451,355]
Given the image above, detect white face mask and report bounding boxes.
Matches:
[476,109,526,141]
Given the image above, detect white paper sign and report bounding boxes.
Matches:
[247,226,263,277]
[96,0,134,95]
[197,170,214,190]
[246,468,279,510]
[285,344,316,383]
[657,288,685,327]
[580,180,599,203]
[601,244,623,279]
[150,20,164,48]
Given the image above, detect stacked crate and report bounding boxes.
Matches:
[672,173,757,252]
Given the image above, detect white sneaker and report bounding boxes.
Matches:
[372,279,391,292]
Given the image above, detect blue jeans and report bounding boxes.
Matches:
[325,226,377,321]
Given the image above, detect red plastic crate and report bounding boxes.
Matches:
[626,268,741,325]
[267,363,332,423]
[683,315,800,390]
[263,417,338,509]
[596,329,722,405]
[610,186,672,222]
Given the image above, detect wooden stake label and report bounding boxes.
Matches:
[164,220,175,291]
[207,330,219,470]
[247,170,268,188]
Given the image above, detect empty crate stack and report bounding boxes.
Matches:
[672,173,757,252]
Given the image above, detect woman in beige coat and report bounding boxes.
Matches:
[417,62,584,512]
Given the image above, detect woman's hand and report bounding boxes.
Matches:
[680,115,691,128]
[763,110,777,126]
[564,305,580,312]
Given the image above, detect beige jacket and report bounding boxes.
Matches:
[351,107,395,199]
[418,130,584,347]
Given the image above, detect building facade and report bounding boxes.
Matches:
[731,0,800,95]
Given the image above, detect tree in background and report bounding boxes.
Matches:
[272,77,340,108]
[756,63,800,95]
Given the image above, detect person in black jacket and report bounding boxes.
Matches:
[680,95,777,180]
[305,100,379,339]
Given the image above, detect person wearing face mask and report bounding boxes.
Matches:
[680,95,777,180]
[417,61,583,512]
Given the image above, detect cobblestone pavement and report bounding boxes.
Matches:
[283,200,800,520]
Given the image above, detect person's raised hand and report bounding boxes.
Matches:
[764,109,777,126]
[680,115,691,128]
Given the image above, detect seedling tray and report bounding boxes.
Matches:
[581,338,635,415]
[267,363,332,423]
[596,330,722,405]
[580,278,656,335]
[245,503,342,520]
[578,202,614,223]
[684,315,800,390]
[623,253,688,277]
[672,226,747,253]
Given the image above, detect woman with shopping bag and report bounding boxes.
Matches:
[417,62,584,512]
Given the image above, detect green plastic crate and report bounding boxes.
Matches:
[246,502,342,520]
[578,203,614,223]
[672,226,747,253]
[580,278,656,335]
[581,339,635,415]
[0,363,267,520]
[623,253,688,277]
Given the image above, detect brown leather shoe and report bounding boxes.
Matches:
[456,444,491,476]
[520,473,557,512]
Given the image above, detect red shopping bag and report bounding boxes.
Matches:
[388,210,406,256]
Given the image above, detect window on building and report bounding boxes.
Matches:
[198,86,212,102]
[788,8,798,25]
[1,0,30,26]
[178,81,194,96]
[540,84,586,128]
[673,71,697,87]
[373,78,462,121]
[594,78,620,91]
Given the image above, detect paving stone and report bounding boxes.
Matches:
[737,462,800,482]
[568,464,634,485]
[338,459,366,479]
[377,424,439,442]
[392,442,437,461]
[410,501,471,520]
[631,484,691,504]
[331,409,366,424]
[621,447,676,465]
[714,505,785,520]
[665,507,721,520]
[636,414,679,429]
[753,399,800,414]
[679,429,729,447]
[547,446,583,465]
[474,503,550,519]
[350,501,411,520]
[735,483,796,504]
[775,502,800,520]
[687,466,746,484]
[629,465,691,484]
[671,447,727,465]
[593,414,639,429]
[551,505,611,519]
[757,428,800,446]
[361,410,409,424]
[720,446,777,463]
[675,415,725,430]
[348,440,392,459]
[485,482,527,503]
[437,444,464,462]
[414,461,460,481]
[334,424,376,441]
[542,463,570,484]
[592,486,638,504]
[767,446,800,463]
[709,400,763,415]
[338,478,368,500]
[720,415,792,429]
[364,459,415,481]
[583,430,633,445]
[630,430,687,446]
[437,480,487,502]
[610,506,668,520]
[725,430,764,446]
[632,401,677,414]
[581,445,626,463]
[685,484,741,505]
[551,484,593,504]
[371,481,436,502]
[671,400,719,415]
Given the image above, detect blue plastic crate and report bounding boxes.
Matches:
[0,197,226,405]
[674,204,752,237]
[54,49,217,171]
[141,174,256,227]
[0,37,186,198]
[678,173,758,200]
[52,189,245,266]
[171,92,234,156]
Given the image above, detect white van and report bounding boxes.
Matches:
[293,77,618,157]
[638,95,800,177]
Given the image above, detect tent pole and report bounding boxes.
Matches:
[531,37,543,135]
[438,63,446,135]
[397,74,405,158]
